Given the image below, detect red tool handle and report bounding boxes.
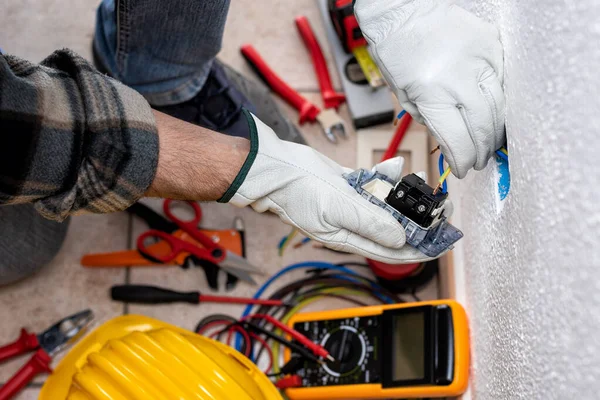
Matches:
[162,200,224,259]
[0,349,52,400]
[295,16,345,110]
[137,230,216,265]
[381,112,413,161]
[240,44,320,124]
[0,329,39,363]
[199,295,284,307]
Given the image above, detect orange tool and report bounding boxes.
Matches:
[81,229,243,267]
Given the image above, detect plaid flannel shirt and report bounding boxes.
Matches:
[0,49,158,221]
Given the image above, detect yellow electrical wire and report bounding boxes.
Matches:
[269,289,372,375]
[499,147,508,156]
[434,166,452,194]
[278,228,298,257]
[439,166,452,184]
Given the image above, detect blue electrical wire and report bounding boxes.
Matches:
[495,149,509,161]
[237,261,386,353]
[396,110,406,120]
[438,153,448,193]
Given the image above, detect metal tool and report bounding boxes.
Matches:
[240,44,347,143]
[110,285,289,306]
[0,310,93,400]
[137,200,262,285]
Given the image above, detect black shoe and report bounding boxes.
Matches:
[153,60,254,138]
[156,60,305,143]
[92,43,304,143]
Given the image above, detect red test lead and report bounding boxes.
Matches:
[244,314,335,362]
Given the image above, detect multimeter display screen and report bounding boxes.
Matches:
[392,311,425,381]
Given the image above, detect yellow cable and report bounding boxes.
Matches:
[269,289,371,375]
[278,228,298,257]
[438,166,452,189]
[500,147,508,156]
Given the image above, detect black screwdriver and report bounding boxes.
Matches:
[111,285,288,306]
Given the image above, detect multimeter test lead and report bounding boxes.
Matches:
[243,313,337,363]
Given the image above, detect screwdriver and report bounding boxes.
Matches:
[111,285,289,306]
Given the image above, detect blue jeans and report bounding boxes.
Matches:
[94,0,230,106]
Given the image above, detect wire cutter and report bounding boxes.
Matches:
[137,200,263,285]
[0,310,93,400]
[240,16,346,143]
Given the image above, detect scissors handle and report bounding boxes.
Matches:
[0,329,39,363]
[0,349,52,400]
[137,230,216,264]
[162,200,226,260]
[163,200,202,229]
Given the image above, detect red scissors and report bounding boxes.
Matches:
[137,200,262,285]
[0,310,93,400]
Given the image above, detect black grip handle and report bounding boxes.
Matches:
[110,285,199,304]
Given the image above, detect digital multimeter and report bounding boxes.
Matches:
[284,300,469,399]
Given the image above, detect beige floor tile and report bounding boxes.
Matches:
[9,387,40,400]
[0,213,128,384]
[222,0,341,92]
[1,0,98,62]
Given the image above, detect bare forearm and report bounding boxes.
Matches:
[146,110,250,201]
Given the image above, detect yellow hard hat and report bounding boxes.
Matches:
[40,315,282,400]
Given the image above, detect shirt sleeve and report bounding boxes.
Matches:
[0,49,159,221]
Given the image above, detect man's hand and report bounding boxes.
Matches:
[220,112,418,263]
[355,0,505,178]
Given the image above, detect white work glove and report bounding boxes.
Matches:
[219,112,431,263]
[355,0,506,178]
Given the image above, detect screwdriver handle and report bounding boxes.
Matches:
[111,285,199,304]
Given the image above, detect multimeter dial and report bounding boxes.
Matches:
[294,316,381,387]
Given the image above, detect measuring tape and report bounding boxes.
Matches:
[352,46,385,89]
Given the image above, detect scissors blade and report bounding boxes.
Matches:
[219,267,257,286]
[220,251,264,274]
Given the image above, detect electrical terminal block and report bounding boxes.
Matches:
[344,169,463,257]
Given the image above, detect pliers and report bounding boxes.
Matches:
[240,16,347,143]
[0,310,93,400]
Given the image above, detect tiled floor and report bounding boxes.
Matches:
[0,1,438,398]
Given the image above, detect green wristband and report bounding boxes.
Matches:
[217,109,259,203]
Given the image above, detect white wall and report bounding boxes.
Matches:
[451,0,600,398]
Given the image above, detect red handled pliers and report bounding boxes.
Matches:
[0,309,93,400]
[241,16,346,143]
